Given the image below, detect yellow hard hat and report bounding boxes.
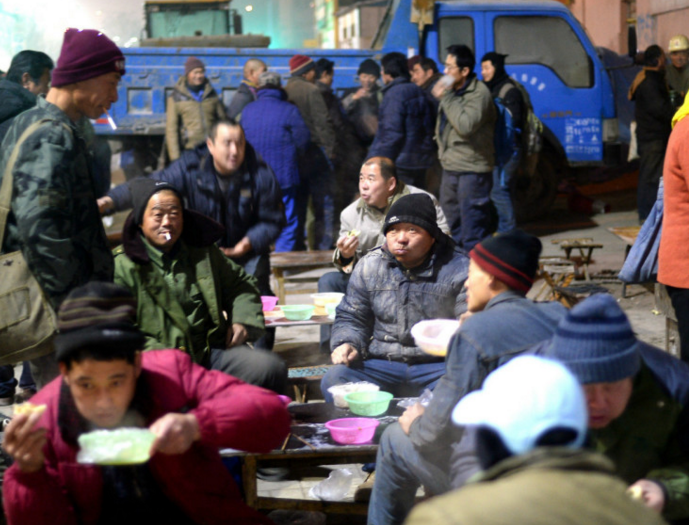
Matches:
[669,34,689,52]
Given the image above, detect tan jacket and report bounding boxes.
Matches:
[333,182,449,272]
[284,76,336,158]
[165,76,227,161]
[405,448,667,525]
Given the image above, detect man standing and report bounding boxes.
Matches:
[433,44,496,251]
[628,45,675,222]
[0,50,53,141]
[481,52,525,233]
[317,157,448,353]
[0,28,124,387]
[2,282,290,525]
[227,58,267,119]
[285,54,337,249]
[113,180,287,392]
[341,59,383,148]
[666,35,689,103]
[409,55,442,112]
[100,119,285,349]
[546,294,689,521]
[368,52,435,190]
[165,57,227,161]
[320,193,468,401]
[368,230,565,525]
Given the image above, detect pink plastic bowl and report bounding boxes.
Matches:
[325,417,380,445]
[278,395,292,407]
[261,296,279,312]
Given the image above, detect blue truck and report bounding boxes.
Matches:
[99,0,626,221]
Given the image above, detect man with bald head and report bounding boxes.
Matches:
[228,58,267,119]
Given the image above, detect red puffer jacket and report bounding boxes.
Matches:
[3,349,291,525]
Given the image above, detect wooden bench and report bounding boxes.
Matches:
[287,365,334,403]
[270,250,335,304]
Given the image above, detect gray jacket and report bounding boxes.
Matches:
[334,182,449,272]
[331,241,469,359]
[436,75,496,173]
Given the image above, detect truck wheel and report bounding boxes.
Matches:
[514,146,565,223]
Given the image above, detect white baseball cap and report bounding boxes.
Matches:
[452,355,588,455]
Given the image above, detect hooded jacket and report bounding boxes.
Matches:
[113,208,265,363]
[165,76,227,161]
[331,240,469,358]
[0,78,37,142]
[629,69,674,144]
[3,349,290,525]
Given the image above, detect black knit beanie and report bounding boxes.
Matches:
[383,193,441,241]
[54,282,145,363]
[469,229,542,293]
[130,178,184,225]
[358,58,381,78]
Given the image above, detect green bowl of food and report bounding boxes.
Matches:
[280,305,315,321]
[344,391,394,417]
[77,428,157,465]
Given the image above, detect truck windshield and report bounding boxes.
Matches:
[438,17,475,58]
[494,16,592,88]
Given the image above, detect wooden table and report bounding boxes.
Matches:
[264,307,334,328]
[222,401,402,515]
[269,250,335,304]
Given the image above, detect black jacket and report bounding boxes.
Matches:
[631,70,674,144]
[0,79,37,143]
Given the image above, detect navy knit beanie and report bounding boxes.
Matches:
[546,294,640,384]
[469,230,541,293]
[383,193,441,241]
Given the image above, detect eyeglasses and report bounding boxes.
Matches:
[444,63,459,71]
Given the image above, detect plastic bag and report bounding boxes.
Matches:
[396,389,434,409]
[308,468,354,501]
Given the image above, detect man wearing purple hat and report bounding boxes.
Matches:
[0,28,125,387]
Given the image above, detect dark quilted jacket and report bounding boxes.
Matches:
[241,88,310,189]
[368,77,435,170]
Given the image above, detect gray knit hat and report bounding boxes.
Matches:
[545,294,640,384]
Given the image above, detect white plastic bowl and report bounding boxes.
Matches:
[411,319,460,357]
[327,382,380,408]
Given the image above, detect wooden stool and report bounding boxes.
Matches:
[287,365,334,402]
[551,238,603,281]
[535,257,577,301]
[552,284,610,308]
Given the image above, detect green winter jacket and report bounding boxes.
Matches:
[0,97,113,309]
[165,76,227,161]
[405,448,667,525]
[113,210,264,364]
[435,75,496,173]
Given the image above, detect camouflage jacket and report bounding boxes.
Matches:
[0,97,113,309]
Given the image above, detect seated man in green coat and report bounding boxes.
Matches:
[113,178,286,393]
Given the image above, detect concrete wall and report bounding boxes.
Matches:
[637,0,689,51]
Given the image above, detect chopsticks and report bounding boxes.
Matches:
[280,432,317,451]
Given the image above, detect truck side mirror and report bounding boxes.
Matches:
[627,26,637,59]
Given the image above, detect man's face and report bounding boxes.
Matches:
[186,67,206,87]
[670,50,689,69]
[411,64,433,87]
[24,68,51,95]
[304,69,316,83]
[380,66,393,85]
[72,72,121,119]
[444,54,471,90]
[60,355,142,429]
[319,70,334,87]
[583,378,633,429]
[141,190,183,253]
[465,259,494,312]
[207,123,246,175]
[359,73,377,90]
[480,60,496,83]
[385,222,435,269]
[359,163,395,208]
[248,65,266,85]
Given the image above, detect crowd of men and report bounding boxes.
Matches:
[2,25,689,525]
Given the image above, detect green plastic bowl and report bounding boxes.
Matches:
[77,428,156,465]
[344,391,394,416]
[280,305,315,321]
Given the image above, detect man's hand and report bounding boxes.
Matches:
[149,413,201,456]
[336,233,360,260]
[459,310,474,324]
[2,412,47,473]
[226,323,249,348]
[221,237,252,259]
[352,88,368,100]
[331,344,359,365]
[399,403,425,435]
[432,81,449,100]
[97,196,115,216]
[628,480,665,512]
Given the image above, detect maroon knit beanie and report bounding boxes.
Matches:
[51,28,125,87]
[290,54,315,76]
[184,57,205,76]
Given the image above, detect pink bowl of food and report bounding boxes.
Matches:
[325,417,380,445]
[261,296,279,312]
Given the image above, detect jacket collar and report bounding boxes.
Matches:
[382,76,410,93]
[452,74,478,97]
[483,290,528,310]
[256,87,287,101]
[174,75,213,99]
